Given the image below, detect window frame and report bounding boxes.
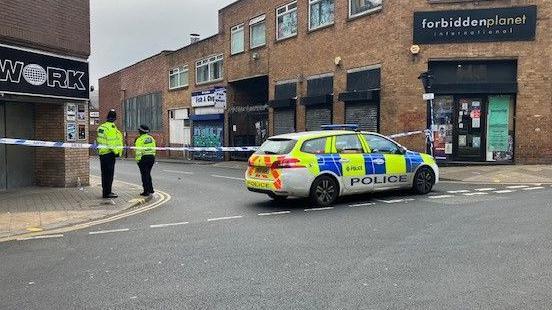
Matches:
[348,0,383,20]
[308,0,335,31]
[230,23,245,55]
[276,1,298,41]
[195,54,224,85]
[249,15,266,49]
[168,65,189,90]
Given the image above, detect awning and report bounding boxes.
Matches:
[300,94,333,106]
[268,98,296,108]
[338,90,379,102]
[191,113,224,121]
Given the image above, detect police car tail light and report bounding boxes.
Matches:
[271,158,304,169]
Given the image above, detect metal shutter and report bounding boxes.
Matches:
[273,108,295,135]
[306,107,331,131]
[345,103,379,132]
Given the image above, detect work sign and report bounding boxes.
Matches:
[0,44,89,100]
[413,6,537,44]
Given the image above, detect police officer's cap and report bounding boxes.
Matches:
[107,109,117,121]
[139,125,150,133]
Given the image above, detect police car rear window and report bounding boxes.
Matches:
[256,139,296,155]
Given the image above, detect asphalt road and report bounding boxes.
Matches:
[1,158,552,309]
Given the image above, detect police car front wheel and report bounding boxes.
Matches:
[310,175,339,207]
[413,166,435,195]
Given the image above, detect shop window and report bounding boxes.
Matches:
[432,96,454,160]
[124,93,163,131]
[231,24,245,55]
[347,67,380,92]
[349,0,382,18]
[275,82,297,99]
[309,0,335,30]
[335,135,363,154]
[364,134,400,154]
[196,54,224,85]
[276,1,298,40]
[169,65,188,90]
[302,137,328,154]
[307,75,333,96]
[250,15,266,48]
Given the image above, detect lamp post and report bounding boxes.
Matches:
[418,70,435,156]
[121,89,128,158]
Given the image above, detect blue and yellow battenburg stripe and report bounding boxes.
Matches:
[315,151,434,176]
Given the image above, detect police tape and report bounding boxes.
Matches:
[0,130,429,152]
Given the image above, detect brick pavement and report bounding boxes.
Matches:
[0,176,147,239]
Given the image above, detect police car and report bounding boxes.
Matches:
[245,125,439,206]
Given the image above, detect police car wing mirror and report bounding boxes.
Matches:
[398,146,408,154]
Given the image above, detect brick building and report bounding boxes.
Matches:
[99,0,551,164]
[0,0,91,189]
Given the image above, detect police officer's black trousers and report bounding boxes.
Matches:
[99,153,116,198]
[138,155,155,194]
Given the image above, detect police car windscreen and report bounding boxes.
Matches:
[255,139,296,155]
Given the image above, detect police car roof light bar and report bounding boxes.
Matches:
[321,124,359,131]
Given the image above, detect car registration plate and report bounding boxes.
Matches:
[255,167,269,174]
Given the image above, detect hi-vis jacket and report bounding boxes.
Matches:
[134,134,156,161]
[96,121,123,156]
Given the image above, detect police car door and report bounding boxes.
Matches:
[362,134,409,190]
[334,134,371,194]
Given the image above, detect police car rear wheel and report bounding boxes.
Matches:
[413,167,435,194]
[311,175,339,207]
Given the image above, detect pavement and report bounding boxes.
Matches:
[1,159,552,308]
[0,175,167,242]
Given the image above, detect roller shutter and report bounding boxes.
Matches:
[306,107,331,131]
[273,108,295,135]
[345,103,379,132]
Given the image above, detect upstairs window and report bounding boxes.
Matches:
[231,24,245,55]
[309,0,334,30]
[250,15,266,48]
[196,54,224,85]
[349,0,382,19]
[276,1,298,41]
[169,65,189,89]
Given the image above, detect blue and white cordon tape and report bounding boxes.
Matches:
[0,130,429,152]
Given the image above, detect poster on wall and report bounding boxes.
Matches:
[78,124,86,140]
[77,104,86,122]
[432,96,454,160]
[66,103,76,116]
[66,122,77,141]
[487,96,512,161]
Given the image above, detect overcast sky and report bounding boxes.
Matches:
[90,0,235,89]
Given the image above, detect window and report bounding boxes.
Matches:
[250,15,266,48]
[349,0,382,18]
[364,134,401,154]
[231,24,244,55]
[124,93,163,131]
[309,0,334,30]
[335,135,363,154]
[276,1,298,40]
[256,139,297,155]
[302,137,328,154]
[169,66,189,89]
[195,54,224,84]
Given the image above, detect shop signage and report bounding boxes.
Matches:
[227,104,268,113]
[89,111,100,118]
[423,93,435,100]
[191,87,226,108]
[413,6,537,44]
[0,44,89,100]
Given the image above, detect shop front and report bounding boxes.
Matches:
[191,87,226,161]
[429,60,516,162]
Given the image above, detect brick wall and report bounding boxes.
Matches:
[0,0,90,57]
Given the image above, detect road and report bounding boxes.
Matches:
[1,158,552,309]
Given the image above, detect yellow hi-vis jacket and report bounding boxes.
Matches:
[134,134,156,161]
[96,121,123,156]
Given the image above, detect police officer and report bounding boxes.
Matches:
[135,125,156,196]
[97,109,123,198]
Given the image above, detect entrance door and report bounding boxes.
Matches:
[454,98,485,161]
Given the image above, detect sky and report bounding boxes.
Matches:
[89,0,235,90]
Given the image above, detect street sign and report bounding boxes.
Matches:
[423,93,435,100]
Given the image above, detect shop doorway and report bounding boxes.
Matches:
[454,97,486,161]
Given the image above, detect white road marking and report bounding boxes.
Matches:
[163,170,194,175]
[149,222,189,228]
[211,175,244,181]
[447,190,470,194]
[375,199,415,204]
[348,202,375,208]
[475,188,496,192]
[494,190,515,194]
[305,207,334,212]
[506,185,529,189]
[523,187,545,191]
[17,234,64,241]
[88,228,130,235]
[428,195,454,199]
[258,211,291,216]
[207,215,243,222]
[463,192,489,196]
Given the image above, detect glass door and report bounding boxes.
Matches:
[454,97,485,161]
